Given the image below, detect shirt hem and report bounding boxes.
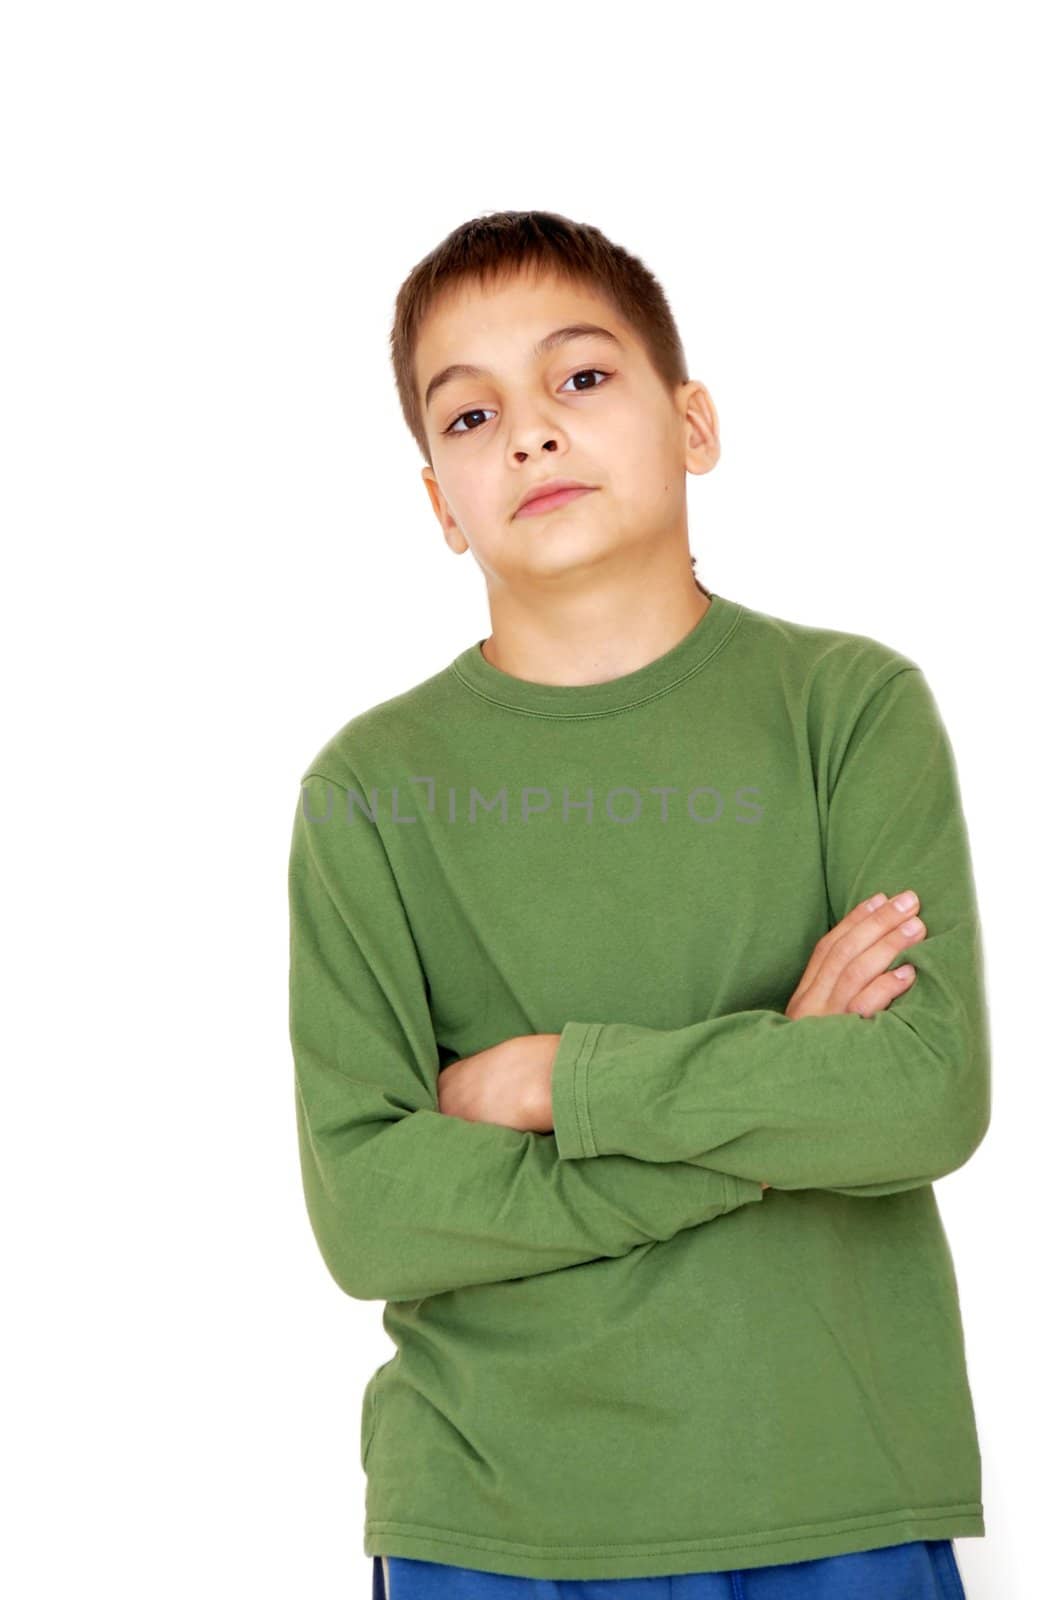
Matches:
[364,1504,984,1581]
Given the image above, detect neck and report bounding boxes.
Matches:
[480,573,712,690]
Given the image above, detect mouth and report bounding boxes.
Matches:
[514,484,598,518]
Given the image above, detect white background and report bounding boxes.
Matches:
[3,4,1052,1596]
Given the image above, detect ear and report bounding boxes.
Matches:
[422,466,471,556]
[681,383,721,478]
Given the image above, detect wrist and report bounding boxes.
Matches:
[530,1033,560,1132]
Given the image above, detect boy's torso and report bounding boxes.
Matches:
[302,594,984,1578]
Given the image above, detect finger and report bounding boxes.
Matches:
[844,962,917,1019]
[787,892,891,1006]
[828,917,927,1013]
[809,893,923,1011]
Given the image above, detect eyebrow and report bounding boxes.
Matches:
[423,323,625,414]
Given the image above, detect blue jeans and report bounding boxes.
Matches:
[373,1541,966,1598]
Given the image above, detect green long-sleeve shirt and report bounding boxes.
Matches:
[287,590,990,1582]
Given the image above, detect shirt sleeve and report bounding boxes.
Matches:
[550,666,992,1198]
[289,771,763,1304]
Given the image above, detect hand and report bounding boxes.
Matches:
[447,1035,776,1190]
[785,890,926,1022]
[437,1033,561,1133]
[755,893,926,1195]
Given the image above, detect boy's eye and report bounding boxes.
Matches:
[442,368,611,436]
[443,407,495,437]
[559,367,610,394]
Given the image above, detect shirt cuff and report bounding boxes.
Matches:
[552,1021,769,1216]
[551,1020,604,1159]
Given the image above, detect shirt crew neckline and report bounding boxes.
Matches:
[448,591,743,718]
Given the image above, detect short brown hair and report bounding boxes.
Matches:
[389,209,710,596]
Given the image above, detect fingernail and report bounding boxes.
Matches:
[900,916,924,936]
[892,891,918,913]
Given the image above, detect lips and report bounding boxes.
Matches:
[514,482,597,518]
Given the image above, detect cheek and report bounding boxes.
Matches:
[443,462,500,526]
[587,399,663,474]
[604,439,661,501]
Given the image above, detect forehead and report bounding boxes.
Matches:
[415,270,643,410]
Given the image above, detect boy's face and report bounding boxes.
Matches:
[415,269,719,594]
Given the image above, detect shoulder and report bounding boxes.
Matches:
[295,661,456,790]
[729,596,923,715]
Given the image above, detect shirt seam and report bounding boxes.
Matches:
[726,1172,763,1209]
[570,1021,603,1157]
[447,604,744,721]
[825,665,923,802]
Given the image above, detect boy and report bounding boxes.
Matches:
[288,211,987,1598]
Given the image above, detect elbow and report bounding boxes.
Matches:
[305,1195,429,1303]
[322,1247,379,1302]
[953,1082,990,1170]
[896,974,990,1178]
[309,1224,397,1303]
[303,1213,378,1301]
[935,1037,991,1176]
[296,1098,409,1300]
[305,1183,421,1300]
[298,1162,394,1301]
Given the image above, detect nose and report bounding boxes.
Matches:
[514,438,558,462]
